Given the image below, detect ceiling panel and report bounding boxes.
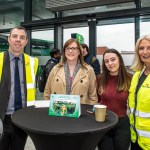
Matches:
[0,0,24,29]
[45,0,134,11]
[1,0,150,31]
[62,2,136,17]
[141,0,150,7]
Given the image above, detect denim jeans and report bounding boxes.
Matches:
[98,115,130,150]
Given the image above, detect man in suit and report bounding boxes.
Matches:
[0,26,38,150]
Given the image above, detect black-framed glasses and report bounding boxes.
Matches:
[65,47,79,52]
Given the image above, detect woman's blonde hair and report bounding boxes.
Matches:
[132,35,150,71]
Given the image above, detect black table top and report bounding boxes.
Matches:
[12,104,118,136]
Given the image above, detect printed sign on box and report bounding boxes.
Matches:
[49,94,81,118]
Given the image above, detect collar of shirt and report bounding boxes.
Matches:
[8,51,23,62]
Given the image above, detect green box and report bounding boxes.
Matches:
[49,94,81,118]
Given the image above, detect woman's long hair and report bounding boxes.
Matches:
[99,49,131,94]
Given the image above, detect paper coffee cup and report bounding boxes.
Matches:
[94,105,107,122]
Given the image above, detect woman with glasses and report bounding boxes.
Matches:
[44,38,98,105]
[128,35,150,150]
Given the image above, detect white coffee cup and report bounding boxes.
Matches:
[94,105,107,122]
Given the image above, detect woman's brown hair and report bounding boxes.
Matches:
[99,49,131,94]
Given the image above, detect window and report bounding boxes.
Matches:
[140,16,150,36]
[63,27,89,45]
[97,18,135,66]
[32,29,54,66]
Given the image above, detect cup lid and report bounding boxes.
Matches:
[94,104,107,109]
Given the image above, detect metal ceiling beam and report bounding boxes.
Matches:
[135,0,141,9]
[0,8,22,14]
[46,0,134,11]
[21,7,150,28]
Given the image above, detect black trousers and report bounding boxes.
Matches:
[0,115,27,150]
[98,116,130,150]
[131,141,143,150]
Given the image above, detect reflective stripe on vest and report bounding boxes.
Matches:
[26,56,35,89]
[130,108,150,118]
[137,129,150,138]
[0,52,4,82]
[27,83,35,89]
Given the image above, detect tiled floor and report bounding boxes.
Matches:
[25,137,35,150]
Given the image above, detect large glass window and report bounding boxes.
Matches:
[63,27,89,45]
[0,33,9,52]
[97,18,135,67]
[32,29,54,66]
[32,29,54,83]
[140,16,150,36]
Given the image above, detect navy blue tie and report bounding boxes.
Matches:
[14,57,22,111]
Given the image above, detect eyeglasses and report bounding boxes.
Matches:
[65,47,79,52]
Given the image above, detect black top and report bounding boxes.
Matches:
[84,54,101,76]
[12,105,118,135]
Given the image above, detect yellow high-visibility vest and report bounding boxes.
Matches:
[0,52,38,103]
[128,71,150,150]
[0,52,4,83]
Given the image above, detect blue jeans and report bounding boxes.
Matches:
[98,115,130,150]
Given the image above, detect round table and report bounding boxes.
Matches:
[12,104,118,150]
